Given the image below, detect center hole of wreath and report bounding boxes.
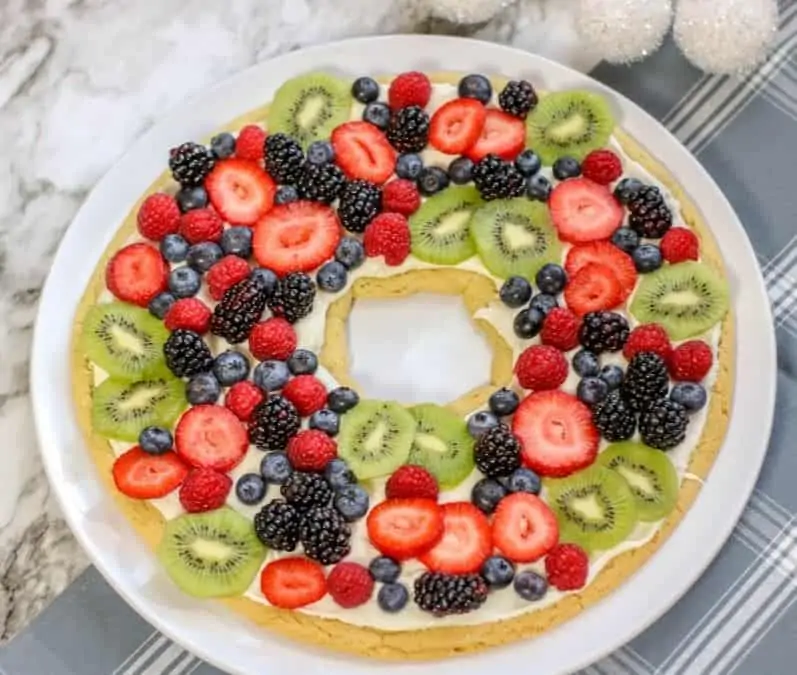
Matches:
[347,294,493,405]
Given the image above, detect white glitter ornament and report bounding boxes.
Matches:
[575,0,674,64]
[428,0,518,25]
[674,0,779,75]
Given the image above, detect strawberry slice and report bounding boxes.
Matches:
[105,243,168,307]
[205,158,276,225]
[331,121,396,185]
[175,405,248,472]
[260,557,327,609]
[492,493,559,563]
[366,498,444,561]
[465,109,525,161]
[512,391,599,478]
[429,99,487,155]
[252,202,342,275]
[549,178,624,243]
[112,447,188,499]
[564,262,623,316]
[419,502,492,574]
[565,241,637,299]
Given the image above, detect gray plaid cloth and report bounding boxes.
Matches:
[5,9,797,675]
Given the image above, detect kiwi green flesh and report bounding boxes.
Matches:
[81,302,170,380]
[267,72,351,149]
[597,442,679,522]
[408,404,475,489]
[91,376,187,442]
[630,261,729,341]
[337,400,415,480]
[469,199,561,281]
[409,187,483,265]
[525,90,615,165]
[157,507,266,598]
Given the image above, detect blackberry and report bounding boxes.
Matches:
[498,80,538,119]
[253,500,300,551]
[249,396,300,452]
[621,352,670,413]
[640,399,688,450]
[298,505,351,564]
[264,133,305,184]
[337,179,382,233]
[386,105,430,153]
[163,330,213,378]
[474,423,521,479]
[592,390,637,442]
[627,185,672,239]
[210,277,268,344]
[413,572,488,616]
[578,311,630,353]
[281,472,333,510]
[267,272,316,324]
[168,142,215,187]
[295,162,346,204]
[472,154,526,201]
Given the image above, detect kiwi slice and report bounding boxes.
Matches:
[545,465,637,553]
[80,302,170,380]
[525,90,615,165]
[267,72,351,149]
[630,261,729,341]
[469,199,561,280]
[337,400,416,480]
[91,376,187,442]
[597,442,679,522]
[409,187,484,265]
[157,507,266,598]
[408,404,475,489]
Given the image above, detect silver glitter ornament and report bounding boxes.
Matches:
[428,0,518,25]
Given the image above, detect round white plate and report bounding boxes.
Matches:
[31,35,776,675]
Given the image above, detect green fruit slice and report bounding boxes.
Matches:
[408,404,475,489]
[409,186,483,265]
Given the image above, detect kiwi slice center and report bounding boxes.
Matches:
[117,382,169,415]
[414,432,450,455]
[297,94,328,130]
[550,114,587,143]
[435,210,471,238]
[564,488,616,530]
[614,465,656,498]
[503,220,540,250]
[108,321,148,356]
[191,538,235,562]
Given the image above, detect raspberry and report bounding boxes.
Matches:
[178,468,232,513]
[136,193,181,241]
[235,125,267,161]
[248,318,297,361]
[514,345,568,391]
[363,212,411,266]
[581,150,622,185]
[388,71,432,110]
[544,543,589,591]
[179,208,224,244]
[224,381,264,421]
[327,562,374,608]
[164,298,212,333]
[669,340,713,382]
[382,179,421,216]
[206,255,251,301]
[660,227,699,263]
[282,375,327,416]
[541,308,580,351]
[286,430,337,472]
[623,323,672,362]
[385,465,439,500]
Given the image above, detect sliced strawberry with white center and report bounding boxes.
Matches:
[331,121,396,185]
[260,557,327,609]
[492,493,559,563]
[105,242,169,307]
[565,241,637,299]
[549,178,624,243]
[429,98,487,155]
[175,404,248,472]
[419,502,492,574]
[564,262,623,316]
[465,109,525,161]
[366,498,444,561]
[205,158,276,225]
[112,447,188,500]
[513,390,599,477]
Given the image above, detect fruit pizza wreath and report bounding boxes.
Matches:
[71,70,732,659]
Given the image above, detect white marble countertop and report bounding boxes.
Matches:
[0,0,598,644]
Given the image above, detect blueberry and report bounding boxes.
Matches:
[307,140,334,165]
[352,76,380,104]
[369,556,401,583]
[327,387,359,413]
[552,156,582,180]
[515,150,542,177]
[514,570,548,601]
[611,227,640,254]
[148,292,176,319]
[614,177,644,204]
[186,372,221,405]
[260,452,293,484]
[250,267,278,296]
[633,244,663,273]
[138,426,173,455]
[316,261,348,293]
[599,364,624,390]
[481,555,515,589]
[210,132,236,159]
[458,74,492,104]
[448,156,474,184]
[363,102,391,130]
[176,185,208,212]
[577,377,609,407]
[274,185,299,205]
[186,242,223,273]
[395,153,424,180]
[489,388,520,416]
[253,360,290,392]
[335,237,365,270]
[536,263,567,295]
[499,276,532,308]
[309,408,340,436]
[670,382,707,413]
[212,350,250,386]
[417,166,449,196]
[530,293,558,316]
[160,234,190,263]
[287,349,318,375]
[334,484,370,522]
[573,349,600,377]
[527,174,552,201]
[513,307,545,339]
[324,458,356,490]
[235,473,267,505]
[471,477,507,515]
[377,583,409,613]
[503,467,541,495]
[467,410,499,439]
[168,266,201,298]
[221,226,253,258]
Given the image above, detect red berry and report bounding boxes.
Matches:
[661,227,700,263]
[178,468,232,513]
[112,447,188,500]
[175,405,248,472]
[465,109,525,161]
[419,502,492,574]
[206,255,251,301]
[385,465,439,501]
[164,298,212,333]
[623,324,672,361]
[429,98,487,154]
[224,381,264,422]
[363,212,411,266]
[282,375,327,417]
[565,241,637,300]
[248,317,297,361]
[382,179,421,216]
[105,242,169,307]
[492,493,559,563]
[388,71,432,109]
[545,543,589,591]
[514,345,568,391]
[235,125,266,161]
[366,498,444,560]
[327,562,374,609]
[260,557,327,609]
[581,149,623,185]
[136,193,181,241]
[179,208,224,244]
[331,121,396,185]
[669,340,713,382]
[549,179,624,243]
[564,263,624,317]
[206,158,276,225]
[541,308,581,351]
[286,430,337,472]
